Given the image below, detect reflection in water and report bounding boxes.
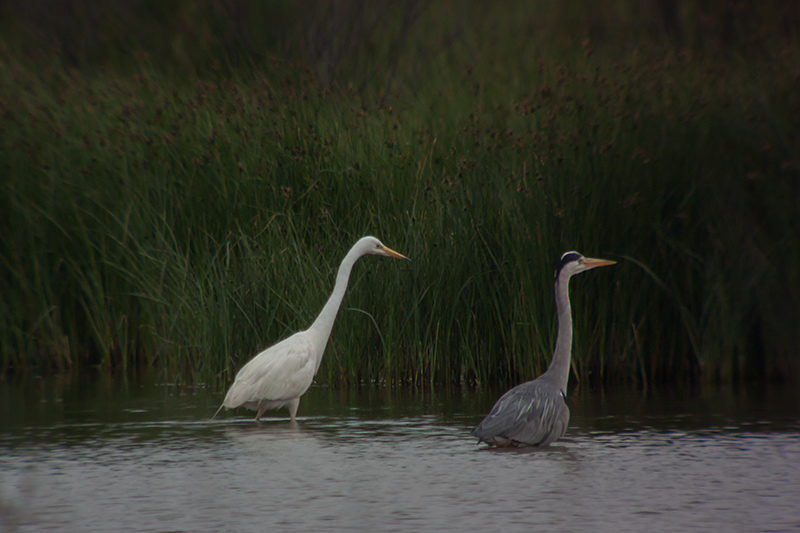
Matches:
[1,379,800,532]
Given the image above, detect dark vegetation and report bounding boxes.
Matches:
[1,0,799,388]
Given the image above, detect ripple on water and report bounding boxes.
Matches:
[2,385,800,532]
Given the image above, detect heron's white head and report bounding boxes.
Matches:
[555,251,615,281]
[356,236,409,260]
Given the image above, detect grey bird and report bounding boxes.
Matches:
[472,251,615,447]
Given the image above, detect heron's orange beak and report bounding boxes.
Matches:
[583,257,616,269]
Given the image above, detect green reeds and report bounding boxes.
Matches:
[1,1,799,386]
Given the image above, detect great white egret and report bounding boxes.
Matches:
[472,251,615,447]
[216,236,408,422]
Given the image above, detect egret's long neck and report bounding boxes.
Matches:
[545,273,573,392]
[308,245,362,361]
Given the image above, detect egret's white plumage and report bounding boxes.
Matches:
[472,251,615,447]
[217,236,408,422]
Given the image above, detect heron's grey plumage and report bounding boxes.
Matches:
[472,376,569,446]
[472,251,614,447]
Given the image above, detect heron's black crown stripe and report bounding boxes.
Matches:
[555,251,582,278]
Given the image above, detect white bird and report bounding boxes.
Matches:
[472,251,615,447]
[216,236,408,422]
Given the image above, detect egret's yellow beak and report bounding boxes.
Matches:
[381,245,410,261]
[583,257,616,269]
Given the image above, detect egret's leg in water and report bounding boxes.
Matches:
[288,398,300,422]
[255,400,268,422]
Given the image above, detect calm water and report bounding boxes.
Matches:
[2,375,800,532]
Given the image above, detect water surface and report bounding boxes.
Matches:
[1,376,799,532]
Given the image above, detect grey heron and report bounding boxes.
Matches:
[472,251,615,447]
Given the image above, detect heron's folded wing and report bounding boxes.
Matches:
[473,381,569,446]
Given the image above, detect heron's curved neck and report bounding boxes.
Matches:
[308,244,362,357]
[545,273,573,392]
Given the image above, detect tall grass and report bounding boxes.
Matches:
[1,1,799,387]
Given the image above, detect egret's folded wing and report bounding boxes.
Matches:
[223,332,316,408]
